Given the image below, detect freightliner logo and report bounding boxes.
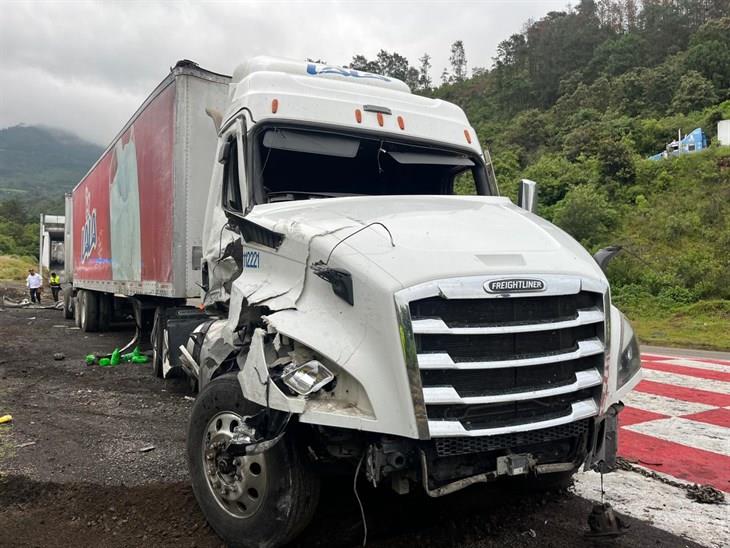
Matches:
[485,278,546,293]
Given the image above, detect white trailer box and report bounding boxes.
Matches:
[69,61,230,298]
[719,119,730,147]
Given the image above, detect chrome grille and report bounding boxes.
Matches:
[395,275,607,439]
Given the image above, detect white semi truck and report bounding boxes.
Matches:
[66,57,642,547]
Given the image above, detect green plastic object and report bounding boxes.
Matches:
[110,348,121,366]
[85,354,96,365]
[122,347,147,363]
[98,357,111,367]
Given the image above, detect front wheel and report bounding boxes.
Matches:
[187,374,320,548]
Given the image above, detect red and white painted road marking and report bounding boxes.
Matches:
[619,353,730,492]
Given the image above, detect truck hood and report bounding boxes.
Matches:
[244,195,606,292]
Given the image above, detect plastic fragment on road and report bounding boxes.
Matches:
[110,348,121,366]
[122,346,149,364]
[139,445,155,453]
[53,353,65,361]
[85,354,96,365]
[98,357,112,367]
[0,414,12,424]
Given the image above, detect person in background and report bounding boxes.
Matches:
[49,271,61,302]
[26,269,42,304]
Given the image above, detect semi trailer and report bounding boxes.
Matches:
[65,57,642,547]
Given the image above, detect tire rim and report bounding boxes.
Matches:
[202,411,268,519]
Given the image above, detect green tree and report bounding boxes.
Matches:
[552,185,618,248]
[416,53,432,92]
[449,41,468,83]
[671,70,719,114]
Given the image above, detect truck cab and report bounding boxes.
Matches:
[170,57,643,547]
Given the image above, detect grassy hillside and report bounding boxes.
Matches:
[0,255,35,282]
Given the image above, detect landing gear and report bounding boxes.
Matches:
[187,374,320,548]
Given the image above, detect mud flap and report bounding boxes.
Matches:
[585,403,623,474]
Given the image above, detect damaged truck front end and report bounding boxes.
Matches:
[172,57,643,548]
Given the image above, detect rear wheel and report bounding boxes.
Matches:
[63,288,74,320]
[79,290,99,332]
[152,307,165,378]
[187,374,320,548]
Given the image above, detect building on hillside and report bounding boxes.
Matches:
[719,120,730,147]
[649,127,708,160]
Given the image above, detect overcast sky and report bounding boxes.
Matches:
[0,0,567,145]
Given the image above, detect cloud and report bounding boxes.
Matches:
[0,0,565,145]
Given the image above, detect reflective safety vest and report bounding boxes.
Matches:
[50,274,61,286]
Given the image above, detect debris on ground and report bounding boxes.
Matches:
[16,441,36,449]
[83,346,150,367]
[138,445,156,453]
[586,502,628,538]
[53,352,65,361]
[617,456,726,504]
[0,414,12,424]
[1,296,64,310]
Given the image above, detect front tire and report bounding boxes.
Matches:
[187,374,320,548]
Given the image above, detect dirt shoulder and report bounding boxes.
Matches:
[0,305,709,548]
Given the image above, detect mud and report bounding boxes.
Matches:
[0,296,709,547]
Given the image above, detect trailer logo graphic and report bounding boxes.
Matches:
[306,63,391,82]
[484,278,545,293]
[81,187,97,262]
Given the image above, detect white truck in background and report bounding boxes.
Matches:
[66,57,642,548]
[39,214,65,279]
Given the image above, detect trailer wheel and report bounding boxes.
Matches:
[152,307,165,378]
[187,374,320,548]
[79,290,100,332]
[74,295,82,328]
[63,288,74,320]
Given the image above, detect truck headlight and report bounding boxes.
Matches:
[617,313,641,388]
[281,359,334,396]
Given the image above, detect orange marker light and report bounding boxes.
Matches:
[355,109,362,123]
[464,129,472,144]
[397,116,405,130]
[271,99,279,114]
[377,112,384,127]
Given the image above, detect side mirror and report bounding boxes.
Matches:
[518,179,538,213]
[593,245,623,273]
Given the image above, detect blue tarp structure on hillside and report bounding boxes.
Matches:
[649,128,708,160]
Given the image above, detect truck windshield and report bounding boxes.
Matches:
[253,127,493,203]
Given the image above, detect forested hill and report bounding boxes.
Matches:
[348,1,730,347]
[429,0,730,348]
[0,124,102,203]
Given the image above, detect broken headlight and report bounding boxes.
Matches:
[617,313,641,388]
[281,359,334,396]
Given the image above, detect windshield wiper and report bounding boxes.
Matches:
[267,190,363,202]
